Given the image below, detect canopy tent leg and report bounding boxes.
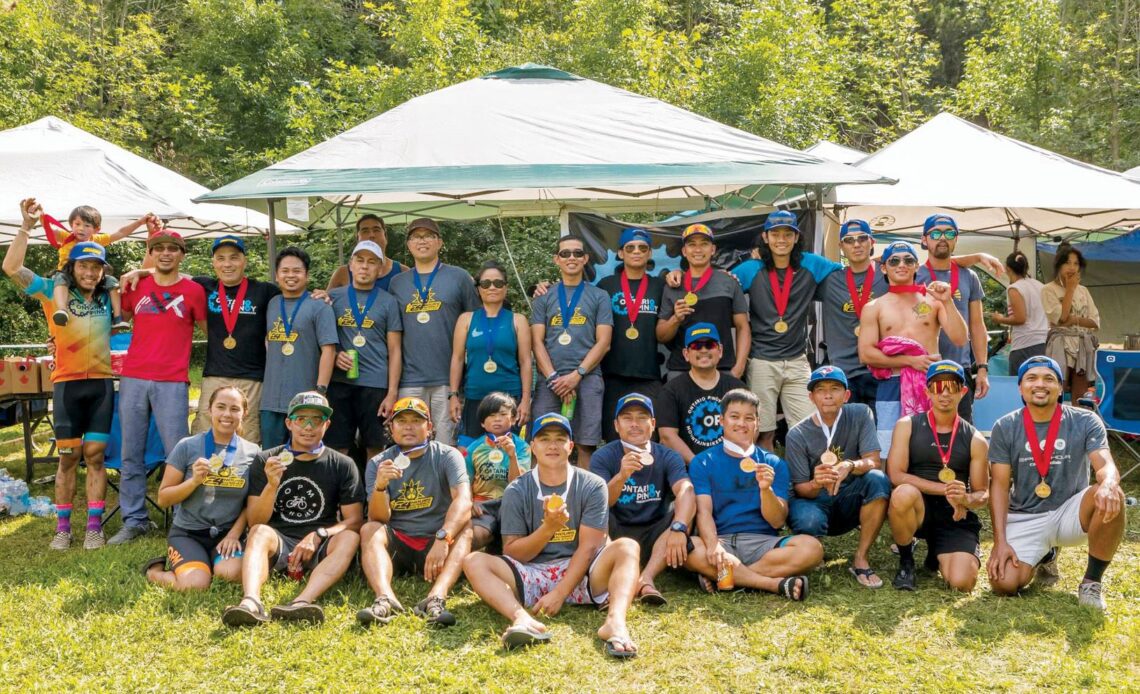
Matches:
[267,198,278,269]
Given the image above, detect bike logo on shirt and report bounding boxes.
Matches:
[274,476,326,524]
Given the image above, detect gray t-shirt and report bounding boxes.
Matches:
[916,263,984,367]
[263,294,339,412]
[659,269,748,372]
[365,441,469,536]
[989,405,1108,514]
[329,284,403,389]
[785,404,880,486]
[388,264,479,387]
[745,254,837,360]
[165,432,259,530]
[529,281,614,374]
[820,266,890,377]
[500,466,609,564]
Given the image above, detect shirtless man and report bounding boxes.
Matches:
[859,241,967,454]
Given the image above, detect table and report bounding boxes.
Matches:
[0,392,56,484]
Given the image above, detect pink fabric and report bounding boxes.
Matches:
[869,336,930,416]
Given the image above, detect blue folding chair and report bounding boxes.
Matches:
[972,375,1022,437]
[100,392,171,528]
[1089,348,1140,481]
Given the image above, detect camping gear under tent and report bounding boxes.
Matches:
[1040,229,1140,344]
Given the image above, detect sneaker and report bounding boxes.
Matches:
[1035,548,1060,587]
[357,595,403,627]
[49,531,72,550]
[890,539,917,555]
[52,310,69,327]
[107,523,152,546]
[83,529,106,550]
[893,561,916,591]
[1077,580,1106,611]
[413,596,456,627]
[112,320,130,332]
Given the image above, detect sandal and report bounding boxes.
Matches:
[697,574,717,594]
[777,575,809,602]
[637,583,668,606]
[849,566,883,589]
[222,596,270,627]
[603,636,638,658]
[501,624,552,650]
[271,599,325,623]
[357,595,403,627]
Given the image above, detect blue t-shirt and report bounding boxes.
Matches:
[463,309,521,399]
[589,440,689,527]
[689,443,790,535]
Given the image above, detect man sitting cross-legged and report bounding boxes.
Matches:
[463,413,640,658]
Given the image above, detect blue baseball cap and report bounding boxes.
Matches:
[212,235,246,254]
[923,214,958,235]
[926,360,967,383]
[531,412,573,440]
[684,322,721,347]
[840,219,872,239]
[764,210,800,233]
[614,392,655,418]
[808,365,848,391]
[1017,355,1064,384]
[68,241,110,265]
[619,228,652,248]
[881,241,918,265]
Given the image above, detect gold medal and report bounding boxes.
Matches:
[352,334,367,347]
[625,326,639,340]
[544,494,564,512]
[483,359,497,374]
[416,311,430,324]
[208,454,224,474]
[938,467,956,483]
[819,451,838,466]
[488,449,505,464]
[278,450,294,467]
[223,336,237,349]
[854,325,861,337]
[774,319,788,334]
[557,331,572,346]
[683,292,698,306]
[1035,481,1051,499]
[281,342,295,356]
[739,458,757,474]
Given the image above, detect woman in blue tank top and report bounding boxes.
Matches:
[449,261,533,438]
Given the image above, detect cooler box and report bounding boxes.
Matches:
[6,357,40,394]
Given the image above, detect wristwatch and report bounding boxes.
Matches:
[447,390,460,399]
[315,384,328,395]
[576,366,588,377]
[975,364,989,373]
[435,528,454,546]
[670,521,688,534]
[316,527,330,540]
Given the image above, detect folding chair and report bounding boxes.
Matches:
[98,394,171,529]
[1088,348,1140,482]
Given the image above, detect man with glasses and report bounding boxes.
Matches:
[388,218,480,446]
[859,241,967,454]
[596,228,666,442]
[531,236,614,468]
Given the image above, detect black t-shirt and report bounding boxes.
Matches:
[655,372,747,453]
[746,263,822,360]
[659,270,748,372]
[907,414,977,516]
[597,270,665,380]
[247,446,365,540]
[195,277,281,380]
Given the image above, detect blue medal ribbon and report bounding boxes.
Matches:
[412,260,442,307]
[478,308,503,363]
[287,442,326,458]
[279,292,309,340]
[204,430,238,468]
[347,283,380,330]
[556,282,585,334]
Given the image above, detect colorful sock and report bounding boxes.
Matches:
[56,504,72,533]
[1083,555,1110,583]
[86,501,105,532]
[897,540,914,563]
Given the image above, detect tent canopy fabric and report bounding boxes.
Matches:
[197,63,892,226]
[0,117,294,244]
[1126,165,1140,180]
[829,113,1140,238]
[1040,226,1140,262]
[805,140,867,165]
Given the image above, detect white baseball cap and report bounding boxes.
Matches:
[351,240,385,261]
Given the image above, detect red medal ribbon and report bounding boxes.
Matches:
[217,278,249,337]
[768,266,795,317]
[924,260,959,297]
[1021,405,1063,480]
[41,214,76,249]
[682,267,712,296]
[888,285,927,295]
[845,264,875,319]
[620,270,649,327]
[927,410,959,469]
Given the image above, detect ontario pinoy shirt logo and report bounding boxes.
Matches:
[208,292,256,315]
[618,481,661,506]
[685,396,724,447]
[610,292,659,318]
[275,476,326,524]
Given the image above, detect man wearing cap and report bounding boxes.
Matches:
[785,366,889,588]
[327,240,403,464]
[657,223,749,381]
[463,412,640,657]
[589,393,694,605]
[388,217,479,446]
[357,396,472,627]
[531,235,613,468]
[859,240,967,454]
[656,323,747,464]
[222,391,364,626]
[987,356,1126,610]
[596,228,666,442]
[261,246,339,447]
[886,360,989,591]
[109,227,209,545]
[326,214,407,292]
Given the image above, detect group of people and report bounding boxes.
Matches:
[3,196,1126,657]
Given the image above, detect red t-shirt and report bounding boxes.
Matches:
[121,276,207,382]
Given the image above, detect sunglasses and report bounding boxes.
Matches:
[288,414,328,428]
[886,256,918,267]
[557,249,588,259]
[622,244,650,253]
[841,234,872,245]
[927,229,958,240]
[927,380,964,394]
[478,279,507,289]
[687,340,719,351]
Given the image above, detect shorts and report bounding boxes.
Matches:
[166,524,241,576]
[503,548,608,608]
[192,377,263,443]
[915,494,982,570]
[53,269,118,292]
[1005,488,1089,566]
[270,528,332,574]
[471,497,503,537]
[718,532,791,566]
[609,513,682,566]
[747,355,813,432]
[601,375,662,443]
[846,372,878,411]
[1008,344,1047,376]
[385,525,433,577]
[531,370,604,445]
[53,378,115,449]
[787,469,891,537]
[958,369,975,423]
[398,385,456,446]
[326,382,388,450]
[875,376,901,455]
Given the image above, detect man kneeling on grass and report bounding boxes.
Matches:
[356,397,472,628]
[463,413,640,657]
[684,389,822,601]
[222,391,364,626]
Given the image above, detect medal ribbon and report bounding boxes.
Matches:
[888,285,927,294]
[620,270,649,328]
[279,292,309,341]
[287,442,326,458]
[1021,405,1063,480]
[532,464,574,507]
[927,410,959,469]
[768,266,795,318]
[556,281,585,333]
[816,409,843,452]
[924,260,959,297]
[204,430,239,468]
[477,308,503,363]
[217,278,250,337]
[682,267,712,296]
[845,265,875,318]
[412,260,442,306]
[621,440,651,454]
[347,283,380,330]
[399,441,431,456]
[40,214,76,249]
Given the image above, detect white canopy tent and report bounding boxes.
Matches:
[1126,165,1140,180]
[805,140,867,165]
[0,116,295,244]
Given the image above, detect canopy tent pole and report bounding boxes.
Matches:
[267,198,279,268]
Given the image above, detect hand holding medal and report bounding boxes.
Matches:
[541,493,569,529]
[190,457,212,483]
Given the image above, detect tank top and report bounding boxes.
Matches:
[463,308,521,399]
[908,413,976,484]
[1008,277,1049,350]
[376,262,402,292]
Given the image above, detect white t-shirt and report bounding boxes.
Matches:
[1008,277,1049,350]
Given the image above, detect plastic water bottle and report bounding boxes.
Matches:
[28,496,55,517]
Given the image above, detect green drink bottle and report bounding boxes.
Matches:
[346,349,359,379]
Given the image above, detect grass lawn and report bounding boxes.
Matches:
[1,430,1138,691]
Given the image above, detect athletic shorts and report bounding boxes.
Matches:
[718,532,791,566]
[1005,489,1089,566]
[531,371,604,446]
[166,524,241,576]
[471,497,503,536]
[609,513,680,566]
[503,548,608,608]
[916,494,982,569]
[53,378,115,449]
[875,376,901,456]
[325,382,388,450]
[269,528,332,574]
[385,525,433,577]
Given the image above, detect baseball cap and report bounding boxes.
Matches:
[923,214,958,235]
[1017,355,1064,384]
[684,322,721,347]
[407,217,441,236]
[614,392,655,418]
[531,412,573,440]
[147,230,186,252]
[391,396,431,420]
[808,365,849,391]
[211,235,246,254]
[351,240,385,260]
[840,219,872,239]
[926,360,967,383]
[764,210,800,233]
[681,223,714,244]
[881,241,918,265]
[287,390,333,418]
[68,241,110,265]
[619,228,652,248]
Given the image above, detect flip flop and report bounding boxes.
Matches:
[849,566,884,589]
[697,574,717,594]
[777,575,809,602]
[222,596,270,627]
[501,624,552,650]
[271,599,325,623]
[603,636,638,659]
[637,583,668,606]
